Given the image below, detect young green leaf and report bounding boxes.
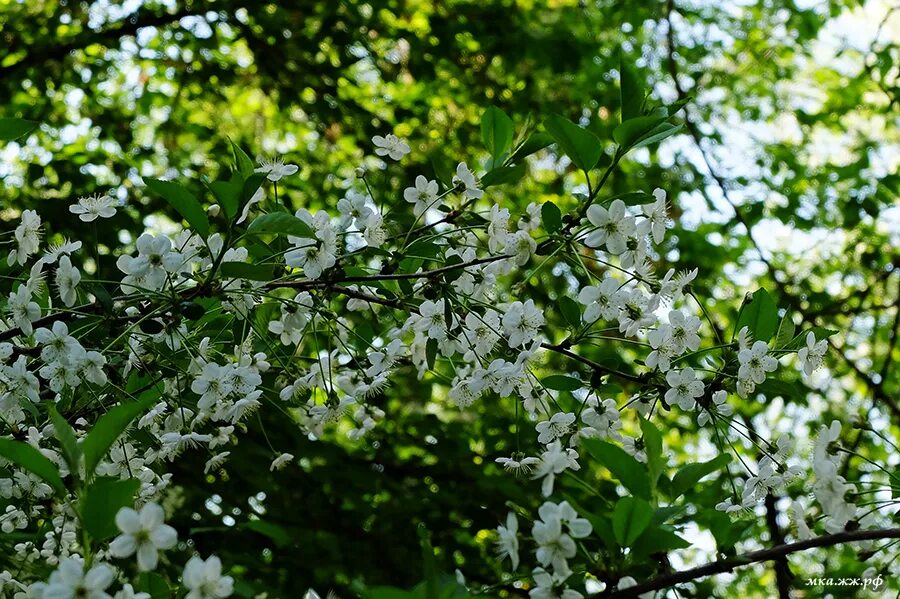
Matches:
[0,438,66,496]
[613,116,667,150]
[81,399,153,477]
[619,56,643,122]
[220,261,274,281]
[670,453,732,499]
[509,132,554,162]
[481,106,514,161]
[541,375,583,391]
[558,296,581,328]
[246,212,314,238]
[734,288,779,342]
[782,327,838,351]
[230,137,257,178]
[541,201,562,233]
[544,114,603,171]
[774,312,797,349]
[582,439,652,500]
[80,477,140,540]
[481,164,526,188]
[631,122,683,150]
[426,338,438,371]
[612,496,653,546]
[0,117,38,141]
[49,405,82,478]
[144,178,210,238]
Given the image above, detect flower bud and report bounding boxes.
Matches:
[207,204,221,217]
[355,166,366,178]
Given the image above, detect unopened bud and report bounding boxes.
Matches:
[355,166,367,178]
[207,204,221,217]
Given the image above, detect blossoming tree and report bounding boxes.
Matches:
[0,56,898,599]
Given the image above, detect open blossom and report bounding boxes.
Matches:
[664,367,704,410]
[183,555,234,599]
[109,502,178,571]
[372,133,410,160]
[738,340,777,385]
[533,441,580,497]
[284,210,337,279]
[404,175,439,217]
[641,187,669,244]
[255,156,298,182]
[583,199,635,254]
[55,255,80,307]
[495,512,520,570]
[116,233,184,293]
[501,299,544,348]
[69,194,116,222]
[44,558,114,599]
[797,332,827,376]
[535,412,576,445]
[8,209,41,266]
[453,162,483,200]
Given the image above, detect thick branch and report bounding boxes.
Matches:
[606,527,900,598]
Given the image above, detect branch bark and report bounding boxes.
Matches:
[606,527,900,598]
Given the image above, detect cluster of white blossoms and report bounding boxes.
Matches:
[0,124,862,597]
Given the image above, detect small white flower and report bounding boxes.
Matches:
[496,512,520,570]
[55,255,81,307]
[270,453,294,471]
[403,175,440,217]
[109,502,178,571]
[453,162,483,200]
[583,199,635,254]
[664,367,704,410]
[372,134,410,161]
[69,194,117,222]
[44,558,114,599]
[183,555,234,599]
[797,332,827,376]
[255,156,299,182]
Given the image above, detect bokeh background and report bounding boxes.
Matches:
[1,0,898,596]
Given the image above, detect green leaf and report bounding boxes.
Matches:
[230,137,256,178]
[630,525,690,557]
[481,164,526,188]
[582,439,652,500]
[209,176,242,221]
[613,116,667,150]
[220,261,274,281]
[774,312,796,349]
[49,406,81,478]
[631,122,683,150]
[481,106,514,161]
[544,114,603,171]
[612,496,653,546]
[0,117,38,141]
[541,375,583,391]
[243,519,291,547]
[734,289,779,342]
[558,296,581,328]
[144,177,210,238]
[541,201,562,233]
[80,477,140,540]
[509,132,554,162]
[426,338,438,370]
[82,399,153,477]
[639,417,663,488]
[619,56,643,122]
[246,212,314,239]
[138,572,170,599]
[0,438,66,497]
[670,453,732,499]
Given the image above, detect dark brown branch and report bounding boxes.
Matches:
[606,527,900,598]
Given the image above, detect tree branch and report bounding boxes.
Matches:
[606,527,900,598]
